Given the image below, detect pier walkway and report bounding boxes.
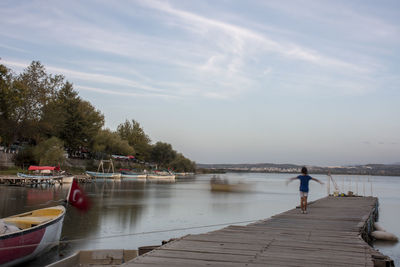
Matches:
[124,196,392,266]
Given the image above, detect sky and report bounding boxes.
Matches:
[1,0,399,166]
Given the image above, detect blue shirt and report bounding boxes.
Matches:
[297,175,312,192]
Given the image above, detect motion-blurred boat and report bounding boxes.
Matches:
[210,176,250,192]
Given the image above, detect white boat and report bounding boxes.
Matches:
[175,172,195,177]
[147,174,175,181]
[17,173,64,179]
[61,176,74,184]
[85,171,121,179]
[120,173,147,181]
[46,249,138,267]
[0,206,66,267]
[86,159,121,179]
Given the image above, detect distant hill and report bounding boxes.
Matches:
[196,162,400,176]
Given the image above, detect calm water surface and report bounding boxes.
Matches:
[0,173,399,266]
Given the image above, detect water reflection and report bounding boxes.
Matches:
[1,173,399,266]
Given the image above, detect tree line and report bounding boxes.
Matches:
[0,61,196,172]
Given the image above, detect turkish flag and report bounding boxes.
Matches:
[68,179,90,211]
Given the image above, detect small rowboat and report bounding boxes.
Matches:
[0,206,66,266]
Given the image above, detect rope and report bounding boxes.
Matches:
[0,218,259,251]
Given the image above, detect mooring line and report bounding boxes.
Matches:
[0,218,260,251]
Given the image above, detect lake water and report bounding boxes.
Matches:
[1,173,399,266]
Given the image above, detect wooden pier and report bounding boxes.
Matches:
[124,196,393,267]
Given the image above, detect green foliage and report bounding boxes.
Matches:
[1,61,104,151]
[33,137,65,165]
[13,61,64,144]
[150,142,177,168]
[0,64,18,145]
[1,61,196,170]
[92,129,134,156]
[13,146,37,167]
[170,153,196,172]
[117,119,151,161]
[42,82,104,152]
[0,167,25,175]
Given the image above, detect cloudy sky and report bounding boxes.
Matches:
[1,0,399,166]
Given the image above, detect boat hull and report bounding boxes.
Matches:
[120,174,147,180]
[85,171,121,179]
[147,175,175,181]
[0,206,65,267]
[61,176,74,183]
[17,173,64,180]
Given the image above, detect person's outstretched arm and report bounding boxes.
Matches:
[286,176,297,185]
[311,177,324,184]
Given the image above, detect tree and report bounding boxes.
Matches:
[0,63,17,145]
[33,137,65,166]
[92,129,134,156]
[150,142,177,168]
[13,146,37,167]
[41,82,104,154]
[41,81,77,138]
[170,153,196,172]
[2,61,64,145]
[117,119,151,161]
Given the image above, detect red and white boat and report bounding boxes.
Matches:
[0,206,66,266]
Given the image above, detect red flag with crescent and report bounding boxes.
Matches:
[68,179,90,211]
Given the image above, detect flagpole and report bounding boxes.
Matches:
[65,176,75,208]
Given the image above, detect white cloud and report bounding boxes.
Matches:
[137,0,370,73]
[1,59,178,98]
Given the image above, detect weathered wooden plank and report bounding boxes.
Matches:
[124,196,388,266]
[163,239,264,252]
[125,255,327,267]
[138,249,256,263]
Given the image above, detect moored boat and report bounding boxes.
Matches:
[61,176,74,184]
[147,171,175,181]
[17,173,64,179]
[120,171,147,181]
[86,159,121,179]
[0,206,66,267]
[17,166,64,180]
[85,171,121,179]
[175,172,195,177]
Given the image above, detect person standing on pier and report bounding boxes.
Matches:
[286,167,324,214]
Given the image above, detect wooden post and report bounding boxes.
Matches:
[327,175,330,196]
[363,177,366,196]
[356,176,359,195]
